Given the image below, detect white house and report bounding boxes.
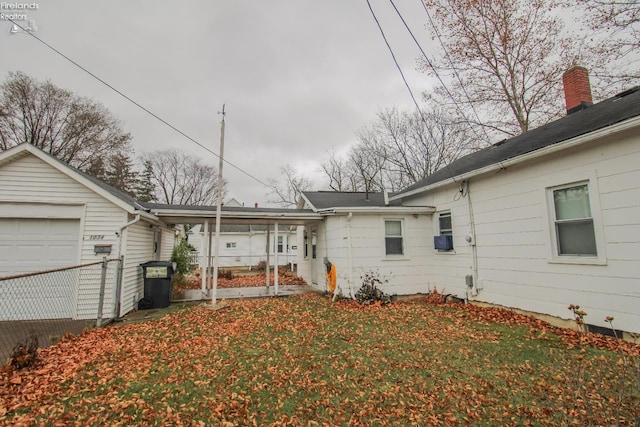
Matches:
[0,143,175,320]
[298,70,640,336]
[296,192,434,296]
[188,223,298,269]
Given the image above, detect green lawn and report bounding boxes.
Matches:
[1,294,639,426]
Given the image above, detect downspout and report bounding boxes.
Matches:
[346,212,354,298]
[323,217,330,292]
[323,217,329,262]
[464,181,480,298]
[115,214,141,317]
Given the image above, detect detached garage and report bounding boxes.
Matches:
[0,144,175,320]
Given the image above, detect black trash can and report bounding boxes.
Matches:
[139,261,174,309]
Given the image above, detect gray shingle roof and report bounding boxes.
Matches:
[302,191,403,210]
[398,87,640,196]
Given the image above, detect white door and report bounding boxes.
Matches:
[0,218,80,320]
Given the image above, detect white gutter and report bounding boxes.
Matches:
[149,209,321,221]
[390,115,640,200]
[329,206,435,215]
[317,208,335,215]
[134,208,163,224]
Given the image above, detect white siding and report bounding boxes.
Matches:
[298,214,434,296]
[0,155,126,265]
[405,128,640,333]
[120,221,155,316]
[0,155,130,319]
[345,214,433,296]
[160,227,175,261]
[0,154,172,320]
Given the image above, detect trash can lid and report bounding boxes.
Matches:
[140,260,174,268]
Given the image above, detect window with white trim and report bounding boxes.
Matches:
[435,211,454,251]
[384,219,404,256]
[438,211,452,236]
[311,229,317,259]
[277,236,284,253]
[551,183,597,256]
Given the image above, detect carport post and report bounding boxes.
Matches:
[114,255,124,317]
[265,226,270,291]
[274,222,279,295]
[201,221,209,294]
[211,105,226,306]
[96,256,108,327]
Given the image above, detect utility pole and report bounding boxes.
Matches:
[212,104,226,306]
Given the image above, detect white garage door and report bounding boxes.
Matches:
[0,218,80,320]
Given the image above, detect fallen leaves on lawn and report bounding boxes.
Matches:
[1,294,638,426]
[175,272,307,291]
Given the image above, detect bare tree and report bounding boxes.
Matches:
[320,149,360,192]
[0,71,131,169]
[267,165,312,207]
[369,106,479,190]
[140,149,226,206]
[422,0,571,137]
[576,0,640,90]
[348,135,387,196]
[320,105,479,193]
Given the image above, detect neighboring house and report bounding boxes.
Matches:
[188,223,298,269]
[0,143,175,320]
[298,69,640,336]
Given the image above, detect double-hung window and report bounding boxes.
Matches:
[385,220,404,256]
[435,211,454,251]
[551,183,597,256]
[439,212,452,236]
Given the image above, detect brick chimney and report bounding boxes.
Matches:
[562,65,593,115]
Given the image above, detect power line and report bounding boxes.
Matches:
[6,18,269,188]
[416,0,492,144]
[365,0,459,184]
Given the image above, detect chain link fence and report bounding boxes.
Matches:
[0,257,122,365]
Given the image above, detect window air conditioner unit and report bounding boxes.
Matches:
[434,235,453,251]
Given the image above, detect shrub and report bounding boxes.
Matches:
[354,271,392,306]
[8,331,39,370]
[171,238,195,277]
[219,269,234,279]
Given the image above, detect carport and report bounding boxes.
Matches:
[142,203,323,299]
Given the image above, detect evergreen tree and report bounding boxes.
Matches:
[135,159,156,203]
[105,152,138,197]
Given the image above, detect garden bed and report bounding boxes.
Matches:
[174,269,306,291]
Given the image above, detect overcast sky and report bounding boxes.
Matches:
[1,1,438,206]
